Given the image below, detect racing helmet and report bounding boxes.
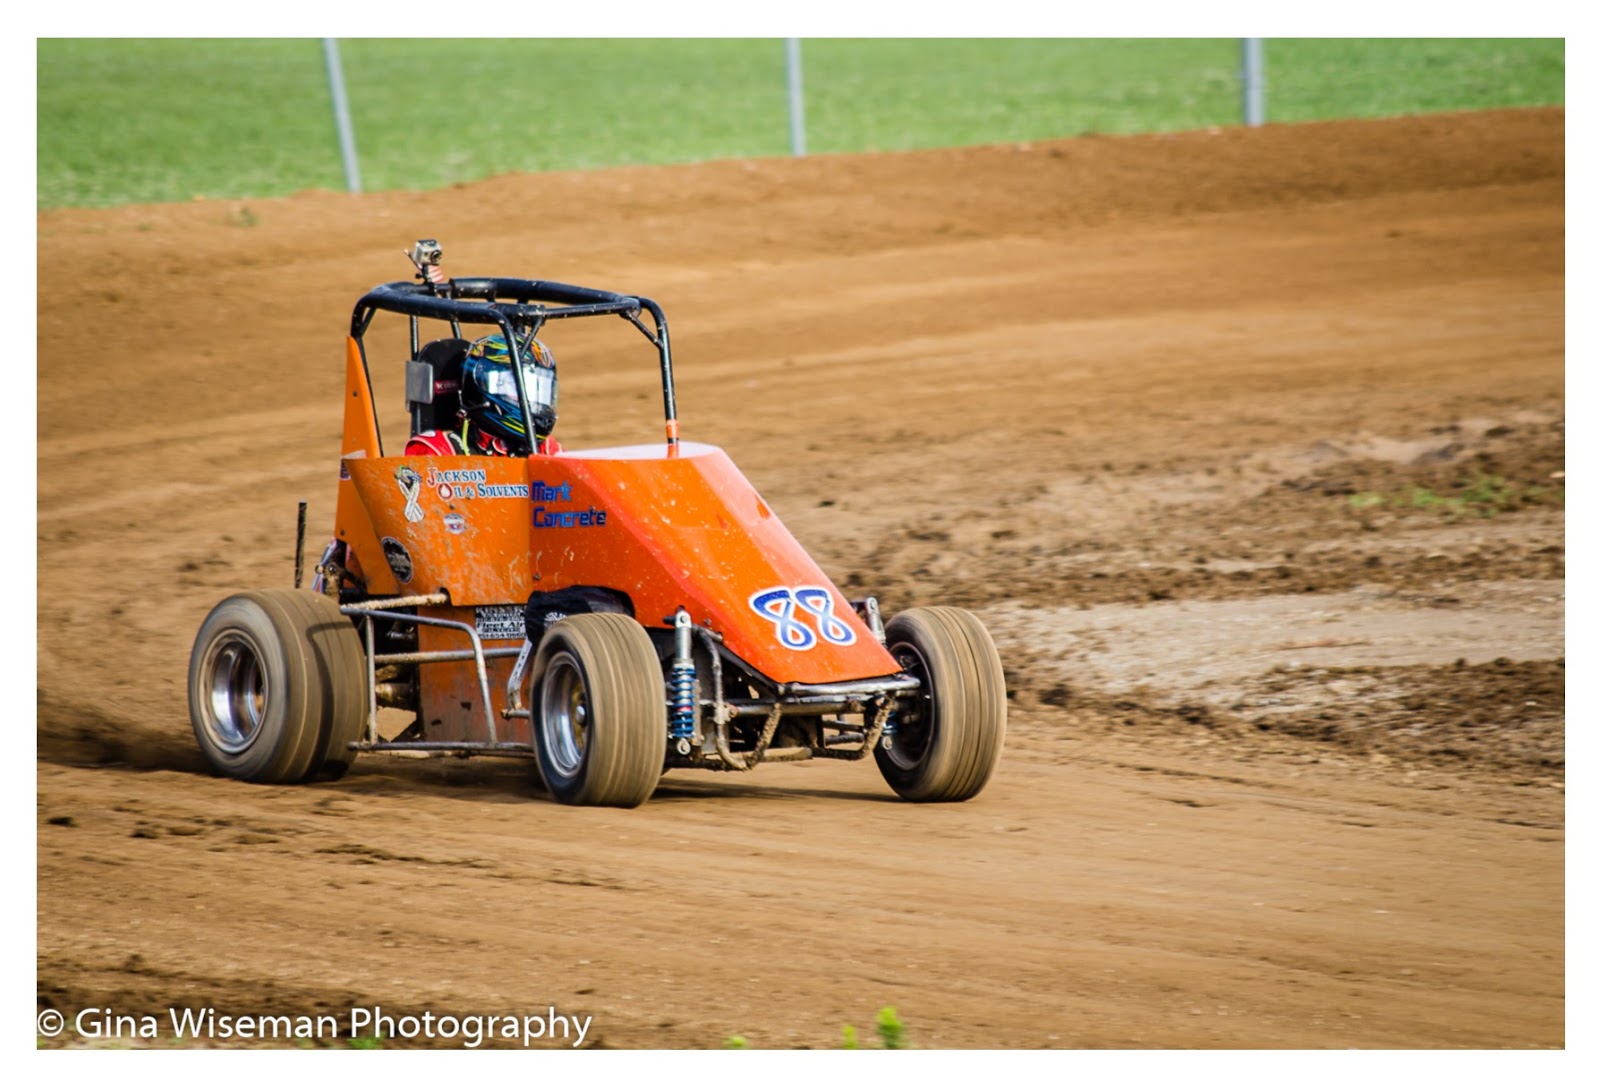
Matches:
[461,329,558,450]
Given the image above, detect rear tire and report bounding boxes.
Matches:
[532,613,665,807]
[188,591,327,783]
[273,591,366,781]
[875,606,1006,803]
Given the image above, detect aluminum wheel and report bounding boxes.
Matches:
[201,630,269,755]
[539,650,591,781]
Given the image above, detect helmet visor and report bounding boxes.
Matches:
[479,361,557,412]
[521,362,557,413]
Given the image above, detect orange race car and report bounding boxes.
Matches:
[187,241,1005,807]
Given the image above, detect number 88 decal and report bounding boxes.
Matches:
[749,586,858,650]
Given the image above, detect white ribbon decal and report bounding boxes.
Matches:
[395,467,425,523]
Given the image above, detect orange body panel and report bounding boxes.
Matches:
[521,441,900,684]
[415,606,527,746]
[332,336,901,696]
[333,338,394,596]
[344,455,534,604]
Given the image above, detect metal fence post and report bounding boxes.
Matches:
[1241,37,1266,127]
[323,38,363,193]
[786,38,807,156]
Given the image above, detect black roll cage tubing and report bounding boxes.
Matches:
[351,278,679,453]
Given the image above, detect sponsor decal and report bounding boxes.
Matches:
[381,537,414,584]
[474,604,527,641]
[426,470,531,498]
[532,506,607,528]
[427,467,489,501]
[749,586,857,651]
[426,468,488,486]
[394,466,425,523]
[442,512,467,535]
[528,480,607,529]
[419,472,574,505]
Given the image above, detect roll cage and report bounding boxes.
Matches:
[350,277,681,454]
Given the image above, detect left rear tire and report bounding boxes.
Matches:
[188,589,365,783]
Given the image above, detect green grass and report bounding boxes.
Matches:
[726,1006,911,1049]
[37,38,1564,209]
[1265,38,1565,121]
[1348,474,1563,519]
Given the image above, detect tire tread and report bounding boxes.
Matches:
[533,612,664,807]
[876,606,1006,803]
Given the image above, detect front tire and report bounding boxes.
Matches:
[876,606,1006,802]
[188,590,348,783]
[532,613,665,807]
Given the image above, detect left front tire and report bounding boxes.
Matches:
[532,613,665,807]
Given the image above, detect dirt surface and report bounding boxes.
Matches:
[36,108,1564,1048]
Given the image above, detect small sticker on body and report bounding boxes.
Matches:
[381,537,414,584]
[474,604,526,641]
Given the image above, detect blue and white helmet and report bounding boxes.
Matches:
[461,330,557,450]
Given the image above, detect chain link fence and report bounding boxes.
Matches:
[37,38,1564,208]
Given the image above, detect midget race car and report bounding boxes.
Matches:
[187,242,1006,807]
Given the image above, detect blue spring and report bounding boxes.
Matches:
[669,662,696,739]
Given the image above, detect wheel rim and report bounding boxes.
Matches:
[540,650,590,780]
[885,640,935,770]
[202,630,268,755]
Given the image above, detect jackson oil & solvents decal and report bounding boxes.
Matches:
[381,537,414,584]
[474,604,526,641]
[423,467,535,501]
[427,467,487,500]
[748,586,857,651]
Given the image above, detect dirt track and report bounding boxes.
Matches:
[36,108,1564,1048]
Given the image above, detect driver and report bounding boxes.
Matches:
[406,329,562,456]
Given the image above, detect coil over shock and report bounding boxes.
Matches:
[668,608,697,754]
[880,705,898,751]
